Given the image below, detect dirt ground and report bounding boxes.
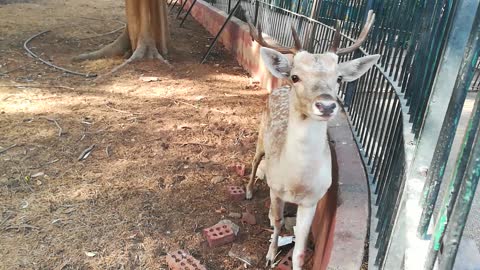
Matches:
[0,0,290,269]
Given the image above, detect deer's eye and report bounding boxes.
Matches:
[291,75,300,83]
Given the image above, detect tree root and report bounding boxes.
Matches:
[79,26,126,40]
[72,30,131,62]
[94,38,172,82]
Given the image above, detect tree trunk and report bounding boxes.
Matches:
[74,0,170,63]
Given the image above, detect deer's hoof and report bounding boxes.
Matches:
[265,245,278,268]
[245,190,253,200]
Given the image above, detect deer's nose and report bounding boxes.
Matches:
[315,102,337,115]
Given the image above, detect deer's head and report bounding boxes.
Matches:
[251,11,380,121]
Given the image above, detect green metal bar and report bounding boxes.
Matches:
[417,0,480,238]
[410,0,455,134]
[438,93,480,270]
[423,4,480,268]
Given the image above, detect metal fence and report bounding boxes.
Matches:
[198,0,480,268]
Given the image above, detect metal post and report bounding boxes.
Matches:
[383,0,478,268]
[344,50,363,108]
[423,5,480,269]
[228,0,232,13]
[254,0,260,26]
[201,0,242,64]
[180,0,198,27]
[296,0,302,14]
[307,23,318,52]
[417,0,479,238]
[437,92,480,270]
[176,0,189,18]
[170,0,180,12]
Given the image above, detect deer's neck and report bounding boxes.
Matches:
[284,91,328,156]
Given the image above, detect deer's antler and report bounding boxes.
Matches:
[248,22,302,54]
[329,10,375,56]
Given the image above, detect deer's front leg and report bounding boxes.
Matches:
[266,190,284,267]
[292,205,316,270]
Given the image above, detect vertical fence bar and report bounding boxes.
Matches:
[410,1,454,134]
[417,0,479,237]
[296,0,302,13]
[383,0,479,268]
[344,50,363,107]
[254,0,260,25]
[422,6,480,268]
[438,93,480,270]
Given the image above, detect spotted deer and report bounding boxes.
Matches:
[245,11,380,269]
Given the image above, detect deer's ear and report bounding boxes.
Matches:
[260,47,291,79]
[338,54,380,82]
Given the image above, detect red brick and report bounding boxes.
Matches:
[241,211,257,225]
[235,164,246,176]
[166,250,206,270]
[275,249,293,270]
[203,223,235,248]
[228,163,246,176]
[274,249,313,270]
[226,186,245,201]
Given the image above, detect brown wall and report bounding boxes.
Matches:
[181,0,283,92]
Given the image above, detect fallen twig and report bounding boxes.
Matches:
[39,116,64,137]
[105,145,111,157]
[105,102,141,115]
[94,57,133,82]
[210,108,228,114]
[0,212,14,227]
[173,142,214,148]
[79,26,126,40]
[0,144,17,155]
[166,98,199,109]
[78,144,96,161]
[29,158,60,169]
[24,30,96,78]
[165,98,227,114]
[0,84,74,90]
[78,16,126,26]
[45,159,60,165]
[0,64,27,76]
[3,224,40,231]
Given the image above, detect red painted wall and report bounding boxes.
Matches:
[181,0,283,92]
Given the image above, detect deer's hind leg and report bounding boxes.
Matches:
[246,112,266,200]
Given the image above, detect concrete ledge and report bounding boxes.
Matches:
[180,1,369,269]
[326,112,369,269]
